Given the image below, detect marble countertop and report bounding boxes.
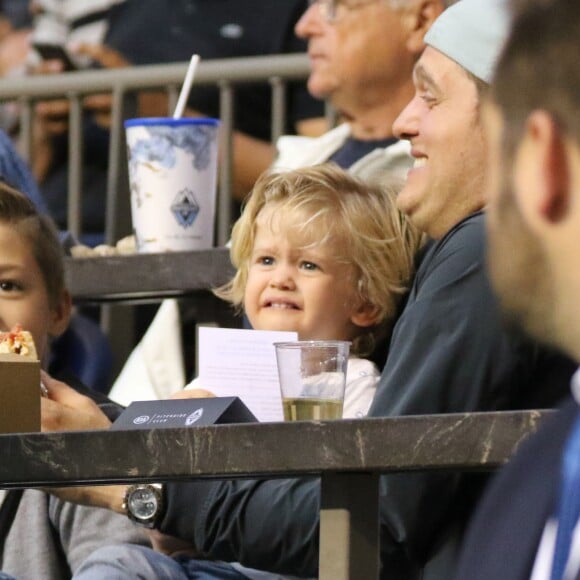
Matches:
[0,411,547,489]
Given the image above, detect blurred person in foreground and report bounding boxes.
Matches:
[37,1,577,578]
[454,1,580,578]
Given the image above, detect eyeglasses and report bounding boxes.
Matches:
[308,0,382,22]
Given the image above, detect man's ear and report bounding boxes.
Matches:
[403,0,445,55]
[350,302,381,329]
[49,289,73,339]
[524,110,571,225]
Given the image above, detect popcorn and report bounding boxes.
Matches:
[0,324,38,360]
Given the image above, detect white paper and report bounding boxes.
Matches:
[197,327,297,422]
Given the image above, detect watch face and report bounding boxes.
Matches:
[128,487,159,520]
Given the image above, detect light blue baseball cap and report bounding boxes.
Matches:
[424,0,512,84]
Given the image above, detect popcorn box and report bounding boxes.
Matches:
[0,354,41,434]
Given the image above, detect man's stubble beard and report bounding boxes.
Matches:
[487,176,560,351]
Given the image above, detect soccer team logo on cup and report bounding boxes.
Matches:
[171,188,200,228]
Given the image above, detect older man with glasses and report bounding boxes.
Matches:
[272,0,447,184]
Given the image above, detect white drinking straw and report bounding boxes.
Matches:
[173,54,201,119]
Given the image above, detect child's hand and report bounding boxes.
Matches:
[170,388,215,400]
[40,371,112,432]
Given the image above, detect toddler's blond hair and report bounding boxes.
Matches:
[216,164,422,355]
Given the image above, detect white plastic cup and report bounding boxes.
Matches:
[274,340,350,421]
[125,117,220,253]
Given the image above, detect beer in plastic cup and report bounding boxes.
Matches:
[274,341,350,421]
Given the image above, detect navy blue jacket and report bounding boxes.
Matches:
[454,396,579,580]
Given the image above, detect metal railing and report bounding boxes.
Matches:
[0,53,313,245]
[0,54,317,377]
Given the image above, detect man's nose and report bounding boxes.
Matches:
[393,96,420,141]
[295,2,325,39]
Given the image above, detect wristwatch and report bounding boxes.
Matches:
[122,483,165,528]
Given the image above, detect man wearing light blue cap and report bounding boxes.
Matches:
[31,1,576,579]
[392,0,511,239]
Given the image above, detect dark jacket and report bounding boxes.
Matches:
[454,396,579,580]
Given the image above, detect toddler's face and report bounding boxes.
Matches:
[0,223,66,360]
[243,208,362,342]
